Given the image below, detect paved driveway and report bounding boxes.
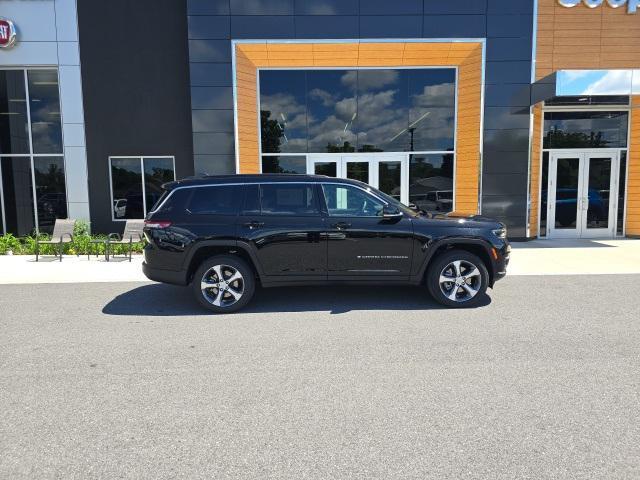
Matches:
[1,277,639,479]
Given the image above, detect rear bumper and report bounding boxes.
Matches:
[142,262,188,286]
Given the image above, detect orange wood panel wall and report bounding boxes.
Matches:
[530,0,640,236]
[628,96,640,236]
[528,105,543,237]
[234,41,483,215]
[536,0,640,80]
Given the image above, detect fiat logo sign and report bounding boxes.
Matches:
[0,18,16,49]
[558,0,639,12]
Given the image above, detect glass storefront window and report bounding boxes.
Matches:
[543,111,628,149]
[261,155,306,174]
[408,69,456,152]
[27,70,63,154]
[409,153,454,213]
[144,157,175,214]
[356,69,408,152]
[0,70,29,155]
[259,70,307,153]
[0,157,35,236]
[259,68,456,154]
[110,156,176,220]
[307,70,357,153]
[111,157,144,220]
[1,69,66,235]
[34,156,67,234]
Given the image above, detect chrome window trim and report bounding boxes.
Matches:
[148,180,389,216]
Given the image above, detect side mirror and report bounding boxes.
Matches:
[382,205,403,219]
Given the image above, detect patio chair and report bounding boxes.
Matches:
[105,220,145,262]
[36,219,76,262]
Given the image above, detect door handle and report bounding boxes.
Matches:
[244,221,264,229]
[332,222,351,230]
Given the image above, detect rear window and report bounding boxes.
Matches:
[187,185,239,215]
[151,188,190,214]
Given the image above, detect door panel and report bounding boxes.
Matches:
[240,184,327,278]
[308,154,409,205]
[583,154,616,237]
[547,151,619,239]
[321,183,413,278]
[0,157,35,237]
[377,160,402,202]
[346,161,370,183]
[553,155,581,234]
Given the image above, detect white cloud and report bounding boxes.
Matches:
[584,70,633,95]
[340,70,400,91]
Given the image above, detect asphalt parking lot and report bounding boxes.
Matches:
[1,276,639,479]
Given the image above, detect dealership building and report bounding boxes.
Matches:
[0,0,639,239]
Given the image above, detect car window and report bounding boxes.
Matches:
[187,185,239,215]
[321,184,385,217]
[259,184,320,216]
[153,188,190,214]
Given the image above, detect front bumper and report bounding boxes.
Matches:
[493,243,510,282]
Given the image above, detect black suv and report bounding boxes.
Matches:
[142,175,509,312]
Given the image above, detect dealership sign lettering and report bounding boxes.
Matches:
[0,18,16,48]
[558,0,639,13]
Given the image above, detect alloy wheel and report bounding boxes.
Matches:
[200,264,245,307]
[438,260,482,303]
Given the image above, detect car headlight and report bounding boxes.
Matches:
[492,227,507,239]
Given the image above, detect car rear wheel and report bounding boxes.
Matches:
[426,250,489,308]
[193,255,255,313]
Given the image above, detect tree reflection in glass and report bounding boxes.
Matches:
[259,70,307,153]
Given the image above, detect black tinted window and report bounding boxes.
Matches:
[154,189,191,214]
[260,184,319,216]
[543,111,628,149]
[187,185,238,215]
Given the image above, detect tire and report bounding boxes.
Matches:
[426,249,489,308]
[192,255,256,313]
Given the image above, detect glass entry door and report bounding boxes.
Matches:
[308,154,408,205]
[547,151,618,239]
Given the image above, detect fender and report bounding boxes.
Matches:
[181,239,267,281]
[412,235,498,283]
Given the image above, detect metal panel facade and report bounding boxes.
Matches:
[186,0,536,236]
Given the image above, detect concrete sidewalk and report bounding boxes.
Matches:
[0,255,146,284]
[508,238,640,275]
[0,239,639,284]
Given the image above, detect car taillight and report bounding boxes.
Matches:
[144,220,172,229]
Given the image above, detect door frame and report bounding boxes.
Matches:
[307,153,409,205]
[547,149,619,239]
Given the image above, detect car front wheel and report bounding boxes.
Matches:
[426,250,489,308]
[193,255,255,313]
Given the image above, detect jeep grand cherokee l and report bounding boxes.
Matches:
[142,175,509,313]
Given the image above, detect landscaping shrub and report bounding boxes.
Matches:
[0,219,145,256]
